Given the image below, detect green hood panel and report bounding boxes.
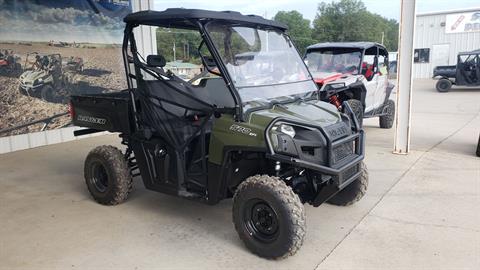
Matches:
[249,100,341,127]
[208,100,343,165]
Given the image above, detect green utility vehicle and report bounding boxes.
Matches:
[19,53,65,101]
[70,9,368,259]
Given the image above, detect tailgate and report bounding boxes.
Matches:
[70,91,133,134]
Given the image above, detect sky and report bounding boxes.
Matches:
[0,0,477,43]
[0,0,130,43]
[154,0,480,22]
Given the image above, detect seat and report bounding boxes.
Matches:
[362,62,374,81]
[192,77,235,108]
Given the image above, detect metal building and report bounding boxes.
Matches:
[413,7,480,79]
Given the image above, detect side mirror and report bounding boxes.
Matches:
[147,55,166,67]
[201,55,221,76]
[203,56,217,69]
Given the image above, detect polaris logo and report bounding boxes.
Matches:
[328,125,348,138]
[77,115,107,125]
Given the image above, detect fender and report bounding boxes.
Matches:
[383,82,395,105]
[340,81,367,110]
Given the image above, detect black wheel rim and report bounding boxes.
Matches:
[91,161,109,193]
[440,81,449,90]
[243,199,279,243]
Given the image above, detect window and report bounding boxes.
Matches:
[156,27,204,81]
[305,50,362,75]
[414,48,430,63]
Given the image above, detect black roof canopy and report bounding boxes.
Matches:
[307,42,386,51]
[124,8,288,30]
[458,49,480,55]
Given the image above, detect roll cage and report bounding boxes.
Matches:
[305,42,389,80]
[24,52,62,71]
[122,9,292,122]
[456,50,480,85]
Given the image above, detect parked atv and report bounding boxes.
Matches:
[433,49,480,92]
[0,49,22,75]
[70,9,368,259]
[305,42,396,128]
[19,53,67,102]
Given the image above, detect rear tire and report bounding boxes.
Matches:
[233,175,306,259]
[346,99,364,128]
[379,99,395,129]
[328,162,368,206]
[15,63,22,73]
[436,79,452,92]
[84,145,133,205]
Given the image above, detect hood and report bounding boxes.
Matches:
[20,70,49,82]
[310,71,364,89]
[249,99,342,128]
[310,71,344,85]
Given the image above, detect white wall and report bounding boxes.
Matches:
[414,11,480,79]
[0,127,107,154]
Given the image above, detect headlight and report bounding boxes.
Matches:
[269,122,326,159]
[279,124,296,138]
[270,123,298,156]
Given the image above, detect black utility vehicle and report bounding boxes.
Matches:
[70,9,368,259]
[433,49,480,92]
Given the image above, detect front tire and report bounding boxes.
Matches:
[233,175,306,259]
[328,162,368,206]
[379,99,395,129]
[346,99,364,127]
[40,85,55,102]
[18,85,28,96]
[84,145,133,205]
[436,79,452,92]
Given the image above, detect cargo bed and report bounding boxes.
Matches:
[70,90,134,134]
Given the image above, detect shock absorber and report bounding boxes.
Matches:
[329,95,342,108]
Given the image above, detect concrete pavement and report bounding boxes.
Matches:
[0,79,479,269]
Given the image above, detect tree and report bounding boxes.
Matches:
[312,0,399,51]
[273,11,315,55]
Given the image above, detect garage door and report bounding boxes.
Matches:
[432,44,450,68]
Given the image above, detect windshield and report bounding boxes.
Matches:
[305,50,362,75]
[205,22,317,105]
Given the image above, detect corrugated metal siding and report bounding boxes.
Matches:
[414,12,480,78]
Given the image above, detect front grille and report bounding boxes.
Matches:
[343,164,358,180]
[333,164,359,185]
[332,141,354,163]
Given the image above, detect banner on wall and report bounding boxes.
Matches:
[0,0,131,137]
[445,11,480,34]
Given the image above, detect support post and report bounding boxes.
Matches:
[130,0,157,57]
[394,0,416,154]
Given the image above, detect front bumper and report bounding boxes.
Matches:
[266,102,365,206]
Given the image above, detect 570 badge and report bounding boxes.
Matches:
[229,124,257,137]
